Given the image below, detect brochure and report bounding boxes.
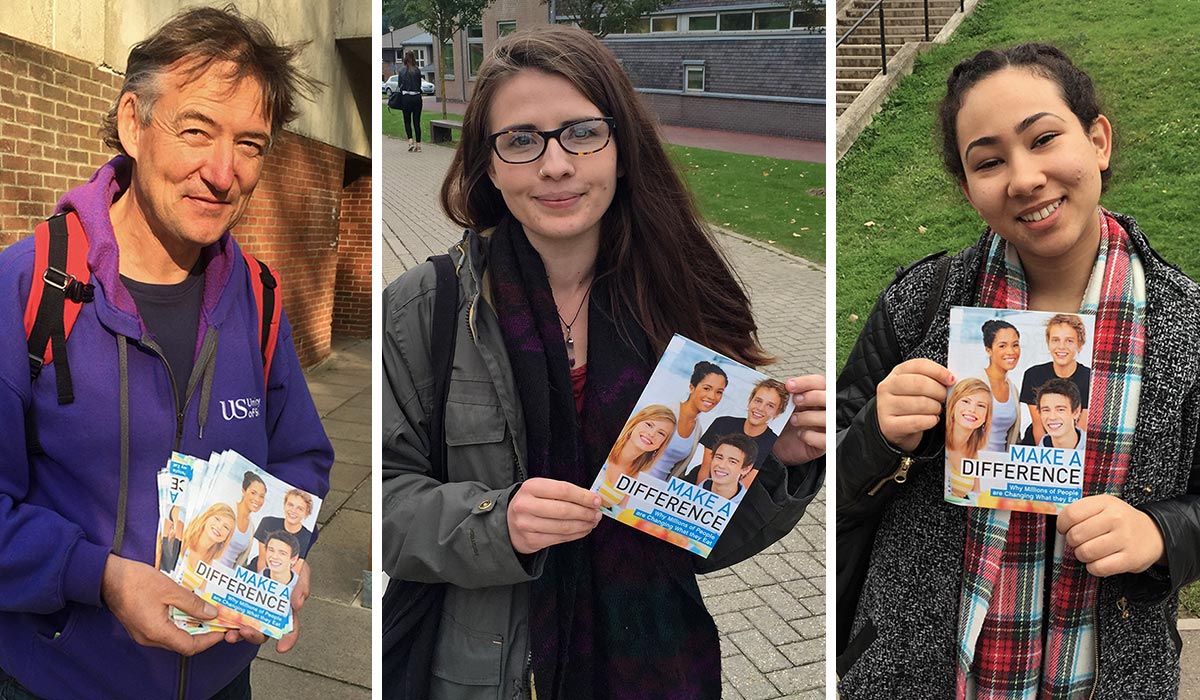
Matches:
[159,449,322,639]
[944,307,1096,513]
[588,334,794,557]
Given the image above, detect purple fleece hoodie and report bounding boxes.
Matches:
[0,157,334,699]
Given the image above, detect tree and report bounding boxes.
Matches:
[383,0,411,32]
[406,0,493,117]
[549,0,666,37]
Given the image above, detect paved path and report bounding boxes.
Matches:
[382,134,826,700]
[250,336,372,699]
[1180,621,1200,698]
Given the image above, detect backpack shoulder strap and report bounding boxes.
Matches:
[243,250,282,388]
[25,211,94,405]
[427,254,459,484]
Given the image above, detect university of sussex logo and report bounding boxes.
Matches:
[219,396,264,421]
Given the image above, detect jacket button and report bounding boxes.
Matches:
[477,499,494,511]
[1144,486,1153,494]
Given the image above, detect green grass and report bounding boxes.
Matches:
[382,97,826,262]
[836,0,1200,366]
[382,99,460,146]
[669,146,825,263]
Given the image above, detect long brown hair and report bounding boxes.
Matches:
[403,50,419,73]
[440,26,770,366]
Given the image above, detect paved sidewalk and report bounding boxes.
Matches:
[1179,620,1200,698]
[250,336,372,699]
[383,134,826,700]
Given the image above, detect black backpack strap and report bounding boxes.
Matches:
[427,254,459,482]
[27,213,76,405]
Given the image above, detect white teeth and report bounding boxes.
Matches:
[1019,199,1062,222]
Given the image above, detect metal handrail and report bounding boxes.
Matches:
[837,0,967,76]
[835,0,887,75]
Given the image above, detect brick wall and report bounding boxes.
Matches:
[1,32,371,367]
[0,33,121,248]
[332,160,371,338]
[234,131,344,367]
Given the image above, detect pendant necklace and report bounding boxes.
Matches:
[557,278,594,368]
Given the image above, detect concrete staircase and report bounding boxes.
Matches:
[836,0,962,116]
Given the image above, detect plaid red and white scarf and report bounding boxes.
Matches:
[954,210,1146,700]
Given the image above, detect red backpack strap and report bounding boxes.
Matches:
[242,250,282,388]
[24,211,94,404]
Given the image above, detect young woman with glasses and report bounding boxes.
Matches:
[383,26,826,700]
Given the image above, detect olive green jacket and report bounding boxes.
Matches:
[382,231,825,700]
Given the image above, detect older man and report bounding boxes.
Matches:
[0,7,333,699]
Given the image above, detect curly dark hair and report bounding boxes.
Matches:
[938,43,1110,189]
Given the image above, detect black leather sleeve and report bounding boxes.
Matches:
[836,290,943,527]
[1140,417,1200,593]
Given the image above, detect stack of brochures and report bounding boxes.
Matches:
[155,450,322,639]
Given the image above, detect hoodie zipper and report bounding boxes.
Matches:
[139,332,217,700]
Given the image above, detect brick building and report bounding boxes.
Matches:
[421,0,824,140]
[1,0,373,366]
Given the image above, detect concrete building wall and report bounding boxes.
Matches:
[1,0,371,159]
[640,91,823,140]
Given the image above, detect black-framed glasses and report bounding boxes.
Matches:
[488,117,617,164]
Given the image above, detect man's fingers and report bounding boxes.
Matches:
[291,562,311,612]
[166,586,219,621]
[277,613,300,654]
[176,630,225,657]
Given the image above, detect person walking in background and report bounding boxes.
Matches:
[400,50,424,152]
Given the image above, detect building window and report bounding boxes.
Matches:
[651,16,677,32]
[442,40,455,80]
[687,14,717,31]
[467,26,484,79]
[404,47,428,67]
[793,7,823,28]
[684,63,705,92]
[498,20,517,37]
[755,10,791,30]
[719,12,752,31]
[629,17,650,33]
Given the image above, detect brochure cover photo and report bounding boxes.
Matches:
[944,307,1096,513]
[161,449,322,639]
[588,334,794,556]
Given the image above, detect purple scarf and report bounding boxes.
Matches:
[489,217,720,700]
